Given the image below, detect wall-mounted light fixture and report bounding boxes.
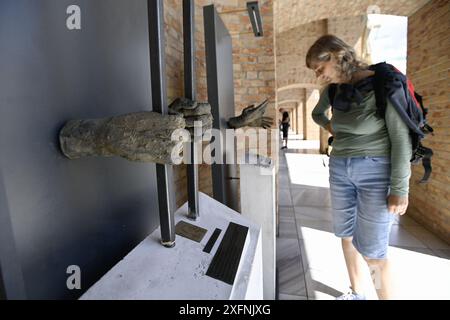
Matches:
[217,1,264,38]
[247,1,263,37]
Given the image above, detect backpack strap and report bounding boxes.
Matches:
[328,63,434,183]
[412,144,434,184]
[328,84,337,111]
[414,92,434,135]
[371,62,425,139]
[369,63,389,118]
[326,136,334,157]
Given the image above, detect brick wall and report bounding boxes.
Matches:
[273,0,449,242]
[407,0,450,244]
[163,0,186,208]
[275,0,430,34]
[328,15,367,58]
[164,0,276,208]
[274,0,431,144]
[276,20,326,90]
[275,15,367,143]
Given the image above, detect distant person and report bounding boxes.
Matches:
[281,111,290,149]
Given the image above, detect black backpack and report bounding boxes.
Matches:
[327,62,434,183]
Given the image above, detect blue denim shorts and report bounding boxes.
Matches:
[329,156,395,259]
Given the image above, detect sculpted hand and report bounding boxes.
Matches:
[227,99,273,129]
[168,98,213,134]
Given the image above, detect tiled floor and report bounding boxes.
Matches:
[276,134,450,300]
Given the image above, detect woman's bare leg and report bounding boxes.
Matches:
[365,258,392,300]
[342,237,366,295]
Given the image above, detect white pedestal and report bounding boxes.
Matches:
[80,192,263,300]
[240,154,276,300]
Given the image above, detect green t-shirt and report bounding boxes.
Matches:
[312,85,412,196]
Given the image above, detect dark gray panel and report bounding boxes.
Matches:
[0,168,27,299]
[206,222,249,284]
[204,5,238,211]
[0,0,159,299]
[0,266,5,300]
[204,5,235,134]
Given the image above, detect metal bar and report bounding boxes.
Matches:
[183,0,200,221]
[183,0,196,99]
[204,5,225,205]
[147,0,175,248]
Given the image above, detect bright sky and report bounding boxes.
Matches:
[367,14,408,74]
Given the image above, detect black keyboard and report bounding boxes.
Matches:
[206,222,249,285]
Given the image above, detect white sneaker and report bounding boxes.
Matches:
[336,291,366,300]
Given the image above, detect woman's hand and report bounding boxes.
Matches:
[387,195,409,215]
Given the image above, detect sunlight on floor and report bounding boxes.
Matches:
[285,139,320,150]
[285,153,329,188]
[277,141,450,300]
[300,224,450,300]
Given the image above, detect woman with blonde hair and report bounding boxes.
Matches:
[306,35,412,300]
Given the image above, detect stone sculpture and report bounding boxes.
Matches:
[59,98,273,164]
[227,99,272,129]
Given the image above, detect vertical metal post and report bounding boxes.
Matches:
[148,0,175,248]
[183,0,199,220]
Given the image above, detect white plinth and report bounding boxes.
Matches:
[240,154,276,300]
[80,192,263,300]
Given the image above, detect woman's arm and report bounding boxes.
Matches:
[312,86,332,129]
[385,100,412,215]
[385,100,413,197]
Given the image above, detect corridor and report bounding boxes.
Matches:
[276,133,450,300]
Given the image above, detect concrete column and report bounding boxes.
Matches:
[306,88,321,141]
[296,101,303,139]
[240,153,276,300]
[293,105,298,134]
[302,88,308,140]
[291,107,296,135]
